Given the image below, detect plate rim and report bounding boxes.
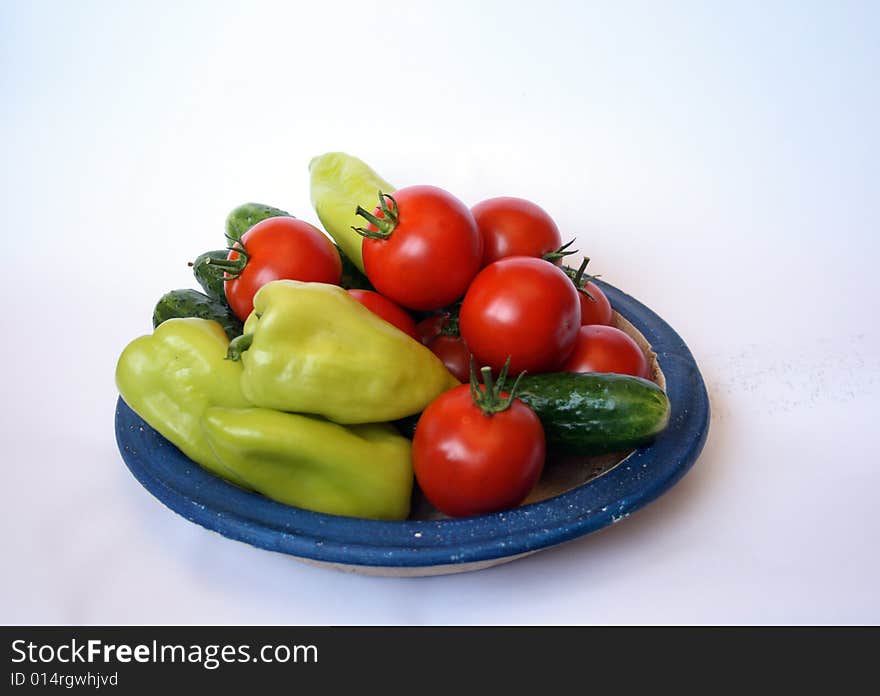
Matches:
[115,280,710,569]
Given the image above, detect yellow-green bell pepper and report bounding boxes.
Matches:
[309,151,395,274]
[115,318,252,487]
[228,280,459,423]
[202,407,413,520]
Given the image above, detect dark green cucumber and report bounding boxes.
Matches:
[190,249,229,302]
[337,244,373,290]
[394,372,670,455]
[225,202,292,242]
[152,289,243,340]
[393,413,421,439]
[517,372,670,454]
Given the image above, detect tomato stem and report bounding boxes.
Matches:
[352,190,400,240]
[543,238,579,263]
[469,357,526,415]
[565,257,601,302]
[481,366,496,398]
[439,302,461,337]
[205,240,249,280]
[225,333,253,361]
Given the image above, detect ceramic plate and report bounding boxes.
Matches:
[115,280,709,576]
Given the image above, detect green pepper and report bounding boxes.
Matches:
[115,318,251,487]
[202,407,413,520]
[309,152,395,274]
[228,280,459,423]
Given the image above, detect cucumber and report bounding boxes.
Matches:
[225,202,292,242]
[153,289,243,340]
[517,372,670,454]
[395,372,670,455]
[190,249,228,302]
[337,244,373,290]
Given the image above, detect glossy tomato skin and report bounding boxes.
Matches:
[361,186,482,311]
[427,334,470,383]
[562,325,650,379]
[472,197,562,267]
[413,385,545,517]
[225,217,341,320]
[347,289,419,340]
[578,281,614,326]
[459,256,581,374]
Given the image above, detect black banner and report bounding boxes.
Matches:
[1,626,874,690]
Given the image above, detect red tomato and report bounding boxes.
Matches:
[578,281,614,326]
[427,334,470,382]
[359,186,482,311]
[223,217,341,320]
[566,257,613,326]
[413,373,545,518]
[416,313,450,346]
[347,289,419,340]
[562,325,650,379]
[472,197,562,266]
[459,256,581,374]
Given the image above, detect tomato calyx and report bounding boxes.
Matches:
[204,236,250,280]
[352,191,400,239]
[225,332,253,361]
[565,257,602,303]
[542,238,579,264]
[439,302,461,337]
[469,357,525,416]
[440,314,460,337]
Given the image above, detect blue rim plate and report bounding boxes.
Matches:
[115,280,709,575]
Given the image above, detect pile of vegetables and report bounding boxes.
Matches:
[116,152,670,521]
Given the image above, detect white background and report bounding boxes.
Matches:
[2,0,878,624]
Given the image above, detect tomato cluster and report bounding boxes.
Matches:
[348,186,652,518]
[216,186,651,519]
[351,188,644,377]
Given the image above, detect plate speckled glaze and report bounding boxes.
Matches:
[115,280,709,576]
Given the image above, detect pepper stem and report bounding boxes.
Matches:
[469,357,526,416]
[226,333,253,361]
[352,191,400,240]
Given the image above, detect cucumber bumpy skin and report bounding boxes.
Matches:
[516,372,670,455]
[336,244,373,290]
[225,202,292,243]
[191,249,229,302]
[152,289,243,340]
